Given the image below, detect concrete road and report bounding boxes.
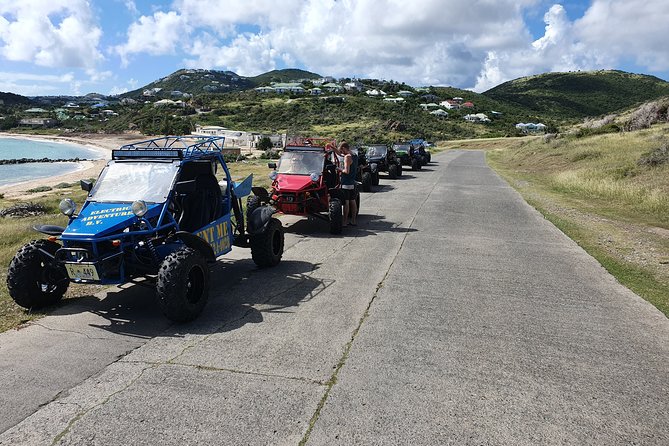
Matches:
[1,150,667,445]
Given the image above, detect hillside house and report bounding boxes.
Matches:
[366,89,387,97]
[430,109,449,117]
[271,83,306,94]
[322,83,344,93]
[452,97,464,103]
[515,123,546,133]
[462,101,475,108]
[421,94,440,102]
[25,108,48,113]
[419,103,440,110]
[383,97,404,103]
[440,100,460,110]
[344,79,364,92]
[310,88,323,95]
[397,90,414,97]
[313,76,335,86]
[464,113,490,123]
[255,86,275,93]
[19,118,57,128]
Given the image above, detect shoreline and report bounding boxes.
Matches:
[0,132,144,199]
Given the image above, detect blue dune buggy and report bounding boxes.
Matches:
[6,136,284,322]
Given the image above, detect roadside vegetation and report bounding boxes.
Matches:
[484,123,669,317]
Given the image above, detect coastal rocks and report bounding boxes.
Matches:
[0,158,90,165]
[0,202,47,218]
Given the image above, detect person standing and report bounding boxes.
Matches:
[337,141,358,226]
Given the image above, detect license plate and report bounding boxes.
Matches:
[65,263,100,281]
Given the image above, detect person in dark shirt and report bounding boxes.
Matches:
[336,141,358,226]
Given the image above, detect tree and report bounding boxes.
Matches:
[258,136,273,151]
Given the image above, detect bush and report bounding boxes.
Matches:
[26,186,53,193]
[259,149,280,159]
[54,182,73,189]
[222,154,247,163]
[638,142,669,167]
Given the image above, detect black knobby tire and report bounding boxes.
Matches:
[250,217,284,267]
[7,240,69,309]
[371,172,380,186]
[397,164,403,177]
[329,198,343,234]
[246,195,260,226]
[156,247,209,322]
[361,171,372,192]
[425,153,431,163]
[411,158,421,171]
[388,164,398,179]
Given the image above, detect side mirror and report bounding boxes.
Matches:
[268,162,277,169]
[174,180,197,194]
[80,179,93,192]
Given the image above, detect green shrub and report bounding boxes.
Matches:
[54,182,73,189]
[26,186,53,193]
[570,149,602,162]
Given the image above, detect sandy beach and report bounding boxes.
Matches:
[0,132,145,199]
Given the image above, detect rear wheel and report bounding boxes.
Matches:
[250,218,284,267]
[388,164,398,179]
[411,158,420,171]
[361,171,372,192]
[329,198,343,234]
[246,195,260,224]
[7,240,69,309]
[372,172,380,186]
[157,247,209,322]
[397,164,403,177]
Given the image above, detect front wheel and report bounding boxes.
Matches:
[250,218,284,267]
[411,158,421,171]
[157,247,209,322]
[388,164,398,179]
[7,240,69,309]
[371,172,380,186]
[397,164,403,177]
[329,198,343,234]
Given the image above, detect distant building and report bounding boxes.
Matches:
[19,118,57,128]
[440,100,460,110]
[419,103,440,110]
[462,101,475,108]
[464,113,490,123]
[397,90,414,97]
[366,89,387,97]
[24,108,48,113]
[270,83,306,94]
[515,122,546,133]
[383,97,404,103]
[344,79,364,92]
[430,109,449,117]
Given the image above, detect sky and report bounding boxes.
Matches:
[0,0,667,97]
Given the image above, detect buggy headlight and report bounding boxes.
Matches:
[59,198,76,216]
[131,200,148,217]
[269,171,278,181]
[309,172,320,182]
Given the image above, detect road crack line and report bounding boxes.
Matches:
[298,163,447,445]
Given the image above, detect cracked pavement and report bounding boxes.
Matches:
[1,150,668,445]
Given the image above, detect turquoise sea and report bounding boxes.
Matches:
[0,137,104,187]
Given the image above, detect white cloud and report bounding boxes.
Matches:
[576,0,669,71]
[0,71,75,96]
[0,1,103,69]
[114,10,187,66]
[112,0,669,91]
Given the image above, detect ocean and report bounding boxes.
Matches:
[0,137,104,187]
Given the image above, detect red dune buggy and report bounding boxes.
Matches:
[249,138,359,234]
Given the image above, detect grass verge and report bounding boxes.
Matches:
[484,126,669,318]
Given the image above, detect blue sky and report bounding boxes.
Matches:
[1,0,667,96]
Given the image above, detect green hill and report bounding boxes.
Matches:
[122,68,321,99]
[0,91,32,106]
[483,70,669,120]
[121,69,255,98]
[248,69,321,86]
